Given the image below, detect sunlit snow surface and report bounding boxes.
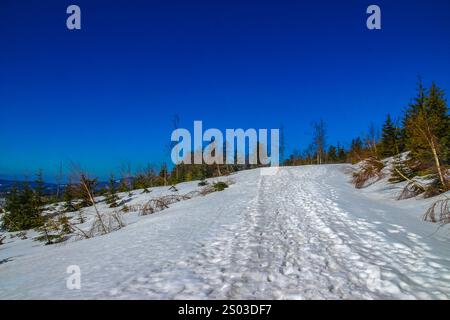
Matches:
[1,165,449,299]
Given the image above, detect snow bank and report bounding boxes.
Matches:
[0,165,449,299]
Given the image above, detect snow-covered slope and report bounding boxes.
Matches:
[1,165,449,299]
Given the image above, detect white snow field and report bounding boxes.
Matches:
[1,165,450,299]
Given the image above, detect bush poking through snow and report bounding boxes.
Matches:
[423,179,448,198]
[199,180,232,195]
[396,173,447,200]
[198,180,208,186]
[139,195,191,216]
[352,158,384,189]
[35,214,74,245]
[389,154,418,184]
[104,174,120,208]
[138,181,231,216]
[398,181,425,200]
[71,211,126,240]
[213,181,229,192]
[423,198,450,226]
[199,185,216,196]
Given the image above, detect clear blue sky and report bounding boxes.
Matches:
[1,0,450,181]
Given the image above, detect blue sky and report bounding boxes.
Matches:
[1,0,450,181]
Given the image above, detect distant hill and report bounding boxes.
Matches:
[0,179,60,197]
[0,179,113,198]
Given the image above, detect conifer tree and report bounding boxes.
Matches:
[389,154,416,183]
[337,143,347,163]
[159,163,168,186]
[404,81,449,189]
[63,183,77,212]
[327,145,338,163]
[1,186,20,231]
[33,170,46,215]
[1,181,43,231]
[35,214,73,245]
[348,137,363,163]
[105,174,120,208]
[379,114,400,158]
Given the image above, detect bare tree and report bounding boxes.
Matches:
[312,120,326,165]
[171,114,181,181]
[365,122,379,157]
[120,161,132,191]
[79,173,107,234]
[55,161,63,199]
[70,163,108,235]
[279,123,285,164]
[203,137,224,176]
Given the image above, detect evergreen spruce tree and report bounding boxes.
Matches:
[348,137,364,163]
[1,181,43,231]
[1,186,20,231]
[379,114,400,158]
[105,174,120,208]
[35,214,73,245]
[403,81,449,189]
[33,170,46,215]
[426,82,450,163]
[63,184,77,212]
[389,154,416,183]
[159,163,168,186]
[326,145,338,163]
[337,144,347,163]
[35,218,59,245]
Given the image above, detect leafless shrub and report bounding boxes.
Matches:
[423,179,447,198]
[224,178,235,186]
[397,174,447,200]
[398,181,425,200]
[108,211,126,229]
[86,211,126,237]
[184,190,200,198]
[70,223,91,240]
[139,194,191,216]
[119,204,140,212]
[199,185,216,196]
[352,157,384,189]
[423,198,450,226]
[70,164,107,234]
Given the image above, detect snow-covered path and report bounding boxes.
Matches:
[1,165,450,299]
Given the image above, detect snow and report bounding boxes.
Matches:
[1,165,450,299]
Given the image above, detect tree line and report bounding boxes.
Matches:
[1,80,448,233]
[285,80,449,198]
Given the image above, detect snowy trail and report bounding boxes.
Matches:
[107,166,450,299]
[1,165,450,299]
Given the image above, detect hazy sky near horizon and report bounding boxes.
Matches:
[1,0,450,181]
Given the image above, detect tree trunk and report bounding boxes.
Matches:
[82,180,107,234]
[430,138,447,189]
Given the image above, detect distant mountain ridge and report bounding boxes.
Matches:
[0,178,117,198]
[0,179,60,197]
